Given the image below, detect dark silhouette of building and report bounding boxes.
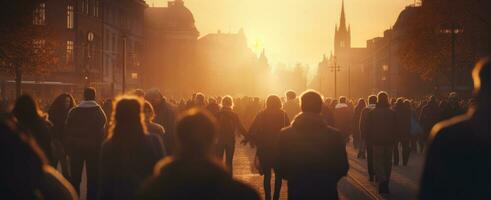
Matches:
[144,0,200,97]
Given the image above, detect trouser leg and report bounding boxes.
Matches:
[273,169,282,200]
[401,139,410,166]
[85,151,100,200]
[366,144,374,180]
[225,142,235,175]
[393,141,400,165]
[69,150,84,195]
[263,169,272,200]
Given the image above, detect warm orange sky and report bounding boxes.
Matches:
[145,0,415,70]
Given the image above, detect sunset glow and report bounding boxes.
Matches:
[145,0,414,68]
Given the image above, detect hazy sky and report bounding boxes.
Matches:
[145,0,415,69]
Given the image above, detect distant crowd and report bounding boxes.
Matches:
[1,58,490,200]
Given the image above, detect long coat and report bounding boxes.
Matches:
[278,113,349,200]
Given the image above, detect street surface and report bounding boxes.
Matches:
[75,141,424,200]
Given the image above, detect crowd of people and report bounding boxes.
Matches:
[1,58,490,200]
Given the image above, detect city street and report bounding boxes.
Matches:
[232,142,424,200]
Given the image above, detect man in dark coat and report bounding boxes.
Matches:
[64,87,106,200]
[365,92,397,194]
[420,58,491,200]
[278,90,349,200]
[139,109,260,200]
[359,95,377,181]
[333,96,354,141]
[418,96,440,151]
[145,90,177,155]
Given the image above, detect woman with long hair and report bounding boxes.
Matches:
[99,96,164,200]
[12,95,54,164]
[249,95,290,200]
[48,93,76,176]
[353,98,367,158]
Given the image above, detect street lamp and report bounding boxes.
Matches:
[440,22,463,91]
[84,31,94,87]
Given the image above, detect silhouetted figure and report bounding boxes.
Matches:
[334,96,354,142]
[139,109,261,200]
[365,92,396,194]
[418,96,440,152]
[102,99,114,123]
[99,97,165,200]
[145,89,177,155]
[12,95,55,164]
[0,116,77,200]
[249,95,290,200]
[393,98,412,166]
[48,93,76,177]
[64,87,106,200]
[216,96,247,174]
[420,58,491,200]
[283,91,300,120]
[278,90,348,200]
[143,101,166,142]
[321,98,335,125]
[206,97,220,117]
[353,98,366,157]
[359,95,377,181]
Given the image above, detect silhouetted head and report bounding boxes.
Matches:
[300,90,323,114]
[429,96,436,103]
[286,91,296,100]
[131,89,145,98]
[377,91,390,107]
[266,95,282,110]
[145,89,164,106]
[12,95,44,126]
[368,95,377,105]
[195,92,206,105]
[175,109,217,158]
[356,98,366,108]
[473,57,491,104]
[83,87,96,101]
[339,96,347,104]
[108,96,146,142]
[221,95,234,108]
[50,93,76,112]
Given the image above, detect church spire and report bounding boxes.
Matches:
[339,0,347,31]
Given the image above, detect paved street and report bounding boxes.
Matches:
[75,141,424,200]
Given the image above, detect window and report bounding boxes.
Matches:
[33,3,46,25]
[66,41,74,64]
[33,39,46,53]
[94,0,99,17]
[67,5,74,29]
[82,0,89,14]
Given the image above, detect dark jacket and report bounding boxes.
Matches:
[100,134,164,200]
[153,100,176,154]
[65,101,106,153]
[217,107,246,144]
[420,109,491,200]
[248,108,290,170]
[419,101,440,136]
[359,104,376,144]
[278,113,349,200]
[139,158,261,200]
[394,103,411,140]
[365,104,397,146]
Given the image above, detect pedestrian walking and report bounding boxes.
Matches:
[48,93,76,177]
[64,87,106,200]
[249,95,290,200]
[359,95,377,181]
[278,90,349,200]
[99,97,165,200]
[365,92,397,194]
[139,109,260,200]
[216,95,247,174]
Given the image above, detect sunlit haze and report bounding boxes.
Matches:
[145,0,414,70]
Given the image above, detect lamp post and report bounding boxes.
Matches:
[329,56,342,98]
[440,23,463,92]
[84,31,94,87]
